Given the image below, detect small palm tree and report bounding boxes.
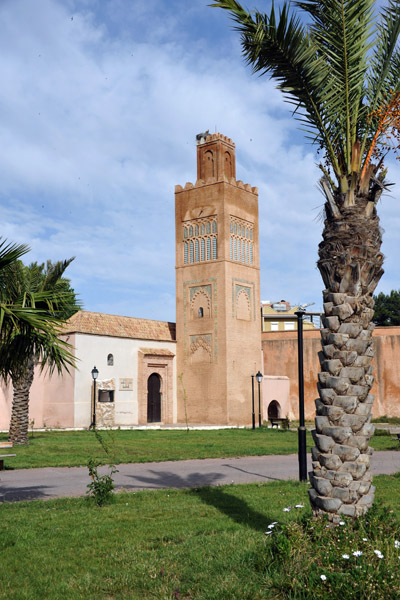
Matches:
[213,0,400,520]
[0,243,79,444]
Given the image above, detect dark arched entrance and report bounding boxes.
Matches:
[147,373,161,423]
[268,400,281,420]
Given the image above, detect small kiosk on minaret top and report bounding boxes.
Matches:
[175,132,262,425]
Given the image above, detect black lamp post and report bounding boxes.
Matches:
[256,371,263,427]
[295,310,307,481]
[251,375,255,429]
[91,366,99,430]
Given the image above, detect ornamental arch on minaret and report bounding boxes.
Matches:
[196,133,236,182]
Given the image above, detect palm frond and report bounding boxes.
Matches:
[211,0,342,175]
[0,239,30,269]
[0,240,79,381]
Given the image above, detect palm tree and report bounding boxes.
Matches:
[0,240,71,376]
[0,247,79,444]
[212,0,400,520]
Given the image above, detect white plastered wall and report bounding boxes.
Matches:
[73,334,177,428]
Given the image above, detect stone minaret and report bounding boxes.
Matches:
[175,133,262,425]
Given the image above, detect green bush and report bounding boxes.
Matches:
[372,415,400,425]
[374,428,391,436]
[86,459,118,506]
[86,429,118,506]
[263,504,400,599]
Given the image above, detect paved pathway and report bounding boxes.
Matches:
[0,451,399,502]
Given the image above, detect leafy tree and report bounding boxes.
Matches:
[0,246,79,444]
[0,240,72,377]
[373,289,400,325]
[212,0,400,520]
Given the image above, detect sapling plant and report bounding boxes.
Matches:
[86,427,118,506]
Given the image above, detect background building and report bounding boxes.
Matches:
[261,300,320,332]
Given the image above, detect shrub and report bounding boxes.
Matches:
[263,505,400,599]
[86,459,118,506]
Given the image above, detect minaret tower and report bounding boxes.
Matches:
[175,133,262,425]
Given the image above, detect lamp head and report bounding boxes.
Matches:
[91,366,99,380]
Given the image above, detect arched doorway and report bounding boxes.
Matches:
[268,400,281,420]
[147,373,161,423]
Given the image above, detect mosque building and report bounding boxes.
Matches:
[1,133,399,430]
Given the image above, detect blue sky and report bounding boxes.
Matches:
[1,0,399,322]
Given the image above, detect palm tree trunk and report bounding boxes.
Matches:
[310,199,384,521]
[8,358,35,445]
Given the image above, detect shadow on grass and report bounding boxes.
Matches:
[125,469,274,532]
[191,485,274,533]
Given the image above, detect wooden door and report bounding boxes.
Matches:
[147,373,161,423]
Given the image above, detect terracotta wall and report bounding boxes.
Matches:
[262,327,400,419]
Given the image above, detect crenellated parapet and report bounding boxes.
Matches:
[205,132,234,145]
[175,178,258,194]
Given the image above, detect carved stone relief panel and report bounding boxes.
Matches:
[183,279,218,363]
[232,279,256,321]
[190,335,213,364]
[190,284,212,320]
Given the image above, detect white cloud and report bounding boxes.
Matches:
[0,0,398,321]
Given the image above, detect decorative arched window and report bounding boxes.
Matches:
[107,353,114,366]
[230,216,254,265]
[190,240,194,263]
[182,217,218,264]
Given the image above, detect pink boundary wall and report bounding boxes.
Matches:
[0,367,75,431]
[0,333,76,431]
[262,326,400,420]
[1,327,399,431]
[262,375,291,420]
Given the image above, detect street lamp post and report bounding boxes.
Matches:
[256,371,263,427]
[251,375,255,429]
[295,310,307,482]
[91,366,99,430]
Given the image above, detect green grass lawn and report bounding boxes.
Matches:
[1,475,399,599]
[0,427,397,469]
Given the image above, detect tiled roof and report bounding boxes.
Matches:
[64,311,176,342]
[139,348,175,356]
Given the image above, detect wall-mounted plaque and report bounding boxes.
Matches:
[119,378,133,391]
